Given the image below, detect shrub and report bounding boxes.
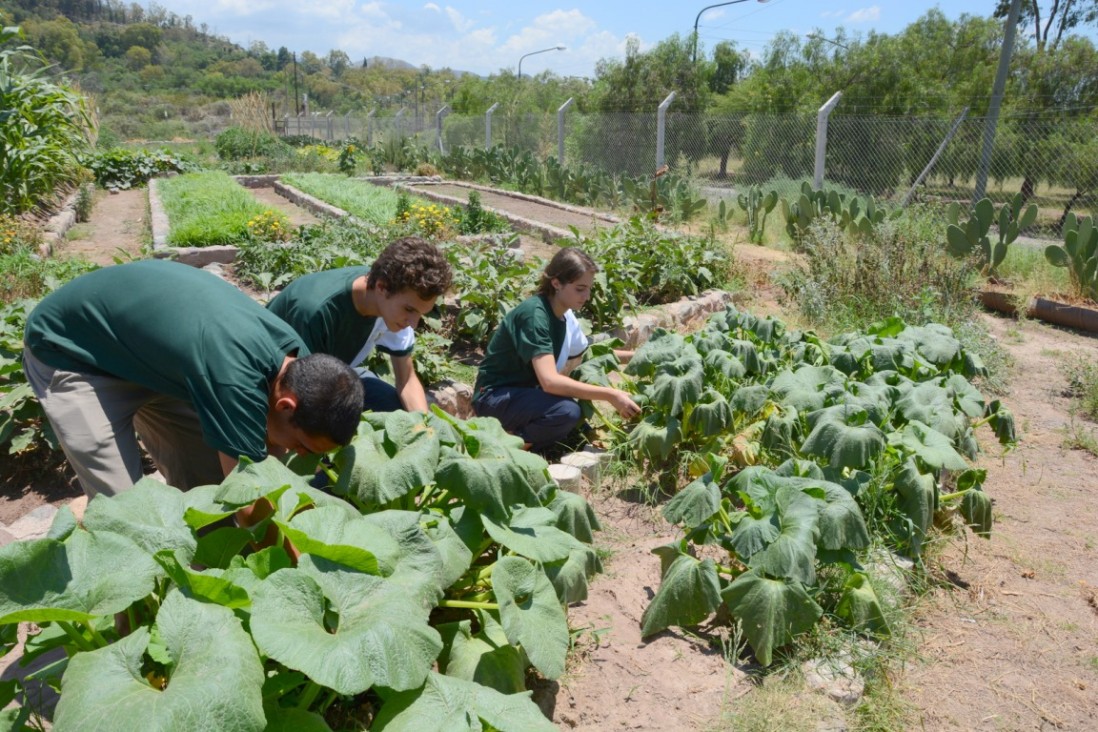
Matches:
[778,208,979,331]
[214,126,289,161]
[85,147,198,190]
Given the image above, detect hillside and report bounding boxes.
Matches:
[0,0,468,140]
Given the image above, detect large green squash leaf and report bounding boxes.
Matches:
[703,349,747,381]
[0,529,160,624]
[744,487,820,585]
[801,409,886,471]
[436,620,526,695]
[543,544,602,604]
[892,420,969,471]
[720,572,823,667]
[960,487,993,538]
[769,364,847,412]
[639,554,721,637]
[371,671,556,731]
[360,510,449,603]
[686,389,734,436]
[250,561,441,695]
[82,478,196,563]
[215,456,310,506]
[52,591,266,732]
[729,384,770,417]
[896,323,961,368]
[624,329,687,377]
[547,489,602,544]
[649,353,704,417]
[835,571,890,636]
[332,412,441,506]
[491,556,569,679]
[154,550,251,609]
[435,447,546,522]
[893,459,936,556]
[626,414,682,462]
[420,515,474,590]
[274,504,383,575]
[662,475,721,529]
[480,506,585,563]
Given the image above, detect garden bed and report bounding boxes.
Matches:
[977,288,1098,334]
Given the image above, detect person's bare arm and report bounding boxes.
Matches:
[531,354,641,419]
[392,354,429,412]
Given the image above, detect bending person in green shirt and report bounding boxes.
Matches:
[22,259,364,498]
[267,237,452,412]
[474,247,640,454]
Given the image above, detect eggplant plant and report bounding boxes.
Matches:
[0,409,597,730]
[616,307,1014,666]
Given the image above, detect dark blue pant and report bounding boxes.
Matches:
[473,386,581,454]
[355,367,403,412]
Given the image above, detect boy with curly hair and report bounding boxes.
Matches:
[267,236,452,413]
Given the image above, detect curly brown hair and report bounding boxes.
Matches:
[367,236,452,299]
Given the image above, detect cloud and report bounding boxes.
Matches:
[845,6,880,23]
[500,9,597,53]
[444,6,476,34]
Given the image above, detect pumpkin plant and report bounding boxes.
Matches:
[613,307,1014,666]
[0,409,596,729]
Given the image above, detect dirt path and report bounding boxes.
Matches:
[253,185,322,228]
[897,313,1098,731]
[51,188,147,265]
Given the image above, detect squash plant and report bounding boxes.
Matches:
[0,409,595,730]
[610,307,1014,666]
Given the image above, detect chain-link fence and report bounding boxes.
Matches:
[265,102,1098,234]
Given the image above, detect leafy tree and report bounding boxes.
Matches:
[119,22,161,53]
[124,45,150,71]
[995,0,1098,51]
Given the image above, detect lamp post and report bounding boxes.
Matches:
[518,45,565,80]
[692,0,770,64]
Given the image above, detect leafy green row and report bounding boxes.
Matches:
[600,307,1014,666]
[158,170,275,247]
[0,409,599,730]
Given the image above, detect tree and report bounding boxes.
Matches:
[995,0,1098,52]
[326,50,350,78]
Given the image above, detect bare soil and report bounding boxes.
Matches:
[7,182,1098,730]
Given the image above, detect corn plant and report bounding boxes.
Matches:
[1044,213,1098,301]
[946,193,1038,278]
[0,26,94,214]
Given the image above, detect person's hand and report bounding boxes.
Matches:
[609,390,642,420]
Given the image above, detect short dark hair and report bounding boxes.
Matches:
[282,353,363,445]
[537,247,598,298]
[367,236,452,300]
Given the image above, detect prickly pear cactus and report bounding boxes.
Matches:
[1045,213,1098,301]
[946,193,1037,277]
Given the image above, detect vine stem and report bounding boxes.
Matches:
[438,599,499,611]
[57,621,95,653]
[297,680,322,710]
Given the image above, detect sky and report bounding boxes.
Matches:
[147,1,1020,78]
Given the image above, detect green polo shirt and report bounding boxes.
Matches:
[266,266,414,365]
[23,259,306,462]
[475,295,565,396]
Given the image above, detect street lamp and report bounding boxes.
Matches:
[518,45,565,80]
[692,0,770,64]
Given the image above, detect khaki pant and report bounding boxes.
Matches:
[23,350,224,498]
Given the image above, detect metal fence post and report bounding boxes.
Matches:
[366,109,376,145]
[395,108,407,139]
[436,105,451,153]
[557,98,574,165]
[656,92,676,170]
[485,102,499,150]
[325,111,333,141]
[813,91,843,189]
[901,107,969,207]
[974,0,1022,203]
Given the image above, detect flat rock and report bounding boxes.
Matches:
[547,463,582,491]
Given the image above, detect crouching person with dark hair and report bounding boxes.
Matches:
[473,247,640,455]
[22,259,364,499]
[267,236,452,413]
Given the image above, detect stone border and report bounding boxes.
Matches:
[37,188,82,258]
[408,179,624,225]
[391,182,569,243]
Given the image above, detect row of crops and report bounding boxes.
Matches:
[0,302,1014,730]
